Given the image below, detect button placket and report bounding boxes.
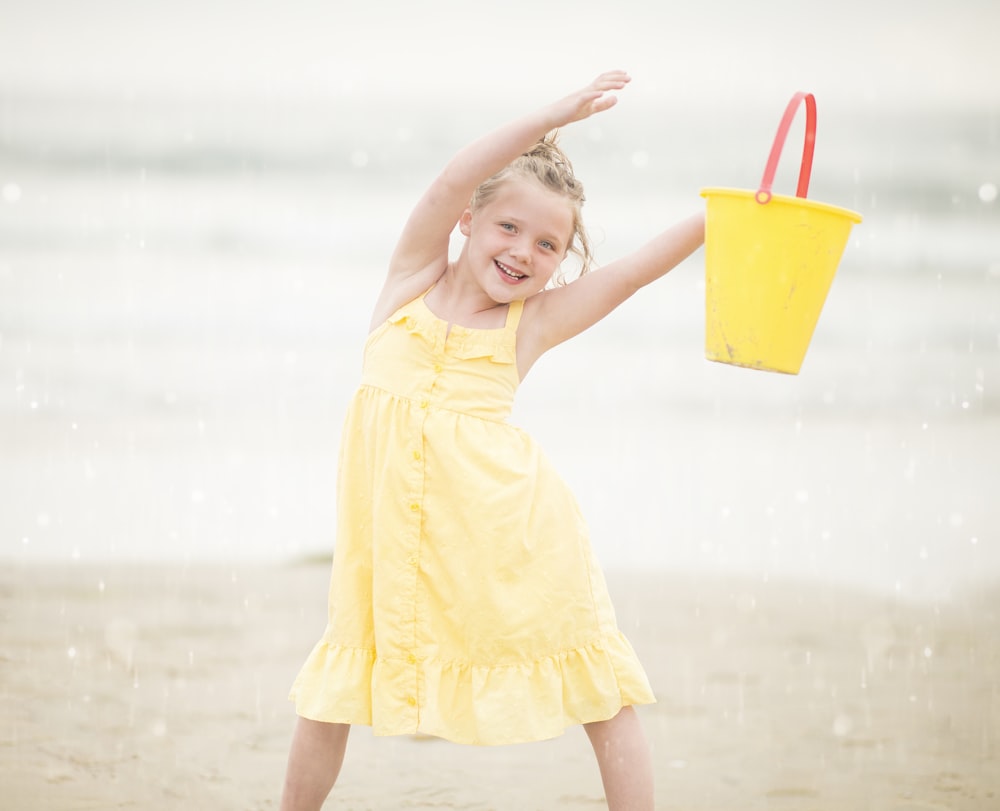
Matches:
[400,321,451,726]
[404,340,443,703]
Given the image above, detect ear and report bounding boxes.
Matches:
[458,208,473,237]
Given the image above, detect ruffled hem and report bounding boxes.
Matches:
[289,633,655,746]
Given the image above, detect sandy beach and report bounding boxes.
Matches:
[2,561,997,810]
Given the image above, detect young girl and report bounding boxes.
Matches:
[281,71,705,810]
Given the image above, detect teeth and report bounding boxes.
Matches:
[497,261,525,279]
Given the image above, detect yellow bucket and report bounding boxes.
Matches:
[701,93,862,374]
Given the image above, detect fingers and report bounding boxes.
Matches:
[586,70,630,111]
[591,70,631,91]
[555,71,630,125]
[588,93,619,115]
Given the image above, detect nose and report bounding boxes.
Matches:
[509,238,531,263]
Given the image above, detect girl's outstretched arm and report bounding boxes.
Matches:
[518,211,706,376]
[370,71,630,328]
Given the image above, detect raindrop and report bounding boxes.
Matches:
[970,537,978,545]
[67,647,78,660]
[979,182,998,204]
[923,646,933,658]
[832,713,853,737]
[795,489,809,503]
[2,182,21,203]
[630,150,650,169]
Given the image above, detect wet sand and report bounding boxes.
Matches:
[2,562,998,810]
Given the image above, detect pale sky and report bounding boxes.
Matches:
[1,0,997,111]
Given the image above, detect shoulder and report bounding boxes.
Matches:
[514,269,639,376]
[513,291,557,379]
[368,263,447,332]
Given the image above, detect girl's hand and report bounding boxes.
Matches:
[548,70,631,126]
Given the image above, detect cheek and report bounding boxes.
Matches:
[534,263,560,288]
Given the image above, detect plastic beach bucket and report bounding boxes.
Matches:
[700,92,862,374]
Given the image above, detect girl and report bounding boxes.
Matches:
[281,71,705,810]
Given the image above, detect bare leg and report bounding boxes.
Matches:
[584,706,654,811]
[279,717,351,811]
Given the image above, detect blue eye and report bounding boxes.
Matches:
[539,240,554,251]
[500,223,515,232]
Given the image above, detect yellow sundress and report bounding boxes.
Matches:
[289,289,655,745]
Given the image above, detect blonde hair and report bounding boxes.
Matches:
[469,133,594,282]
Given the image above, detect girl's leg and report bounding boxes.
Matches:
[279,717,351,811]
[584,706,654,811]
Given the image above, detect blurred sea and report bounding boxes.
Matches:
[1,1,998,599]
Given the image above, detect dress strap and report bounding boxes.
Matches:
[504,299,524,332]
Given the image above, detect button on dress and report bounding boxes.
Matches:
[289,290,654,745]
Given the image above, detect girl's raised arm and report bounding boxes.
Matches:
[371,71,630,325]
[517,212,706,377]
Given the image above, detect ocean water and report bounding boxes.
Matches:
[1,1,999,598]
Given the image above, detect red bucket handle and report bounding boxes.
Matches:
[755,92,816,205]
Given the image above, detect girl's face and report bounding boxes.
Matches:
[459,176,575,303]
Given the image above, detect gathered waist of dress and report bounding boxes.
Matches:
[354,382,514,424]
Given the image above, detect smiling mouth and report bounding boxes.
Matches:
[495,260,526,281]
